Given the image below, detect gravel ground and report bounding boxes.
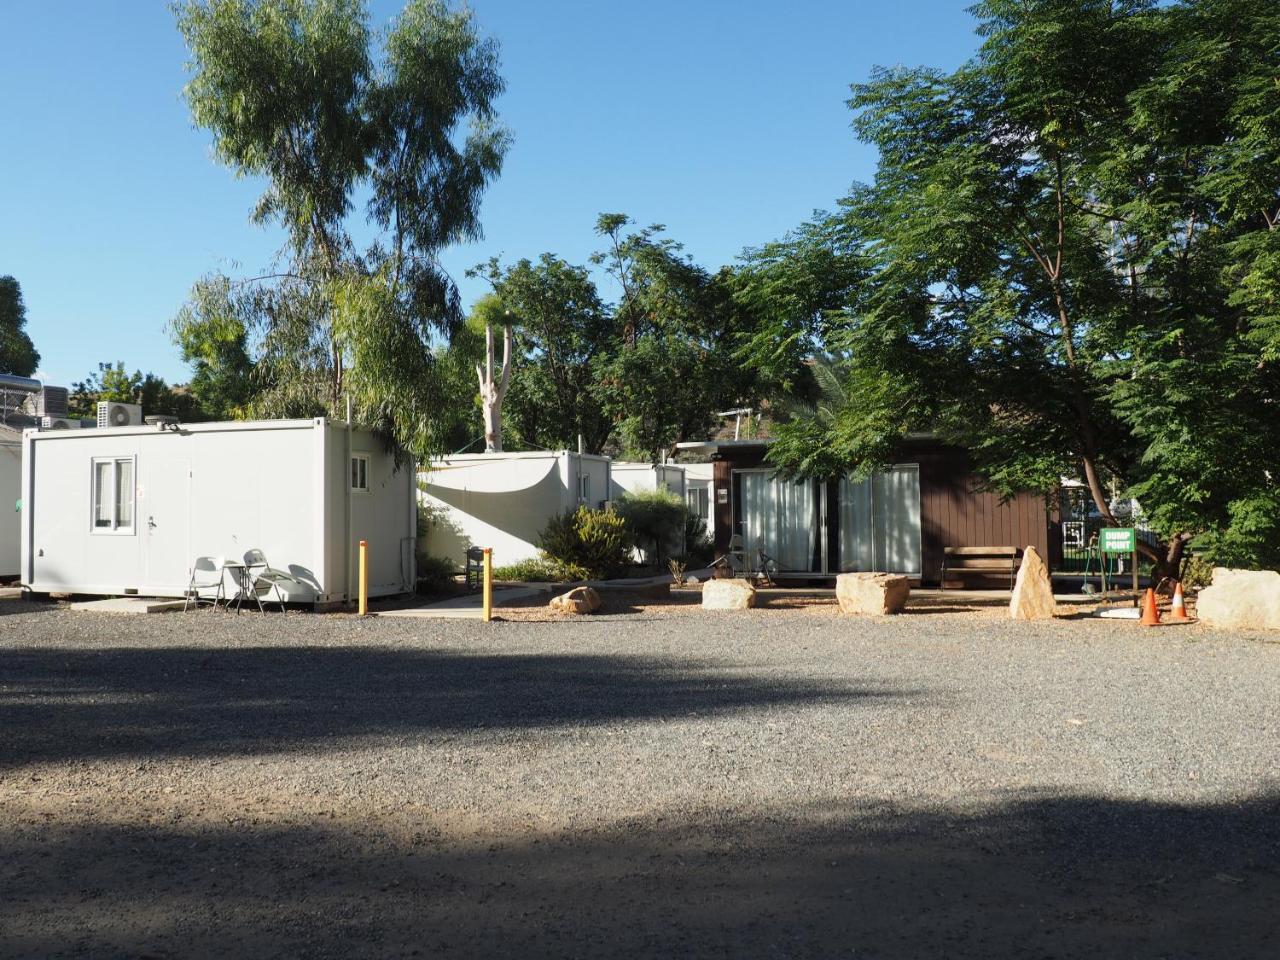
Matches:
[2,596,1278,959]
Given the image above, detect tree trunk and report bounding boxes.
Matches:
[476,323,513,453]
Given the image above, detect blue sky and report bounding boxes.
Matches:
[0,1,977,387]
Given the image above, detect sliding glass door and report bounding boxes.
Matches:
[737,471,818,572]
[839,465,921,576]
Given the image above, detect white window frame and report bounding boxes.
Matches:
[90,456,136,535]
[687,486,710,521]
[350,453,370,493]
[577,472,591,504]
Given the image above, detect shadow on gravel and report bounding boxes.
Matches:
[3,791,1277,959]
[0,646,900,767]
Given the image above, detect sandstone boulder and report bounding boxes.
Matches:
[1197,568,1280,631]
[1009,546,1055,620]
[702,578,756,610]
[549,586,602,615]
[835,572,911,615]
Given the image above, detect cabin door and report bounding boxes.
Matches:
[143,458,191,593]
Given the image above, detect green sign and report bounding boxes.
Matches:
[1099,527,1136,554]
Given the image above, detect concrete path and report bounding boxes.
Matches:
[69,598,187,614]
[376,585,549,619]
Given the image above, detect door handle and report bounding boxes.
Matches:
[148,516,157,529]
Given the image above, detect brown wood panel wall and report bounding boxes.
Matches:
[910,442,1049,585]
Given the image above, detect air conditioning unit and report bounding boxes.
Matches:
[97,401,143,429]
[40,416,76,430]
[26,386,69,419]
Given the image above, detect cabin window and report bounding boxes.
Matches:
[687,486,710,522]
[577,473,591,504]
[91,457,135,533]
[350,454,370,491]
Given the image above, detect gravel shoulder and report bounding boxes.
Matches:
[2,597,1278,958]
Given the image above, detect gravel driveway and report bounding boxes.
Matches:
[2,598,1278,958]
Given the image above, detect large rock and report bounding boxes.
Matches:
[836,572,910,615]
[702,578,757,610]
[549,586,602,615]
[1197,568,1280,631]
[1009,546,1055,620]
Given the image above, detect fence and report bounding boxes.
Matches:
[1055,487,1159,574]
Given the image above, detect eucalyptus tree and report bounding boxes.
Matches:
[0,277,39,378]
[172,0,508,455]
[741,0,1280,573]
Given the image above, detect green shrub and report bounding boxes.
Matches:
[492,556,585,583]
[614,489,687,567]
[684,513,715,566]
[416,554,458,595]
[537,506,631,579]
[1179,552,1214,589]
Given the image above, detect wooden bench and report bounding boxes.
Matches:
[941,546,1021,591]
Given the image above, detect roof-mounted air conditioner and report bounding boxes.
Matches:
[26,386,69,419]
[97,401,143,429]
[40,416,76,430]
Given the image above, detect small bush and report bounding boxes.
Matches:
[492,556,586,583]
[416,554,458,595]
[537,507,631,579]
[668,557,687,586]
[684,513,715,566]
[615,489,687,567]
[1180,552,1213,589]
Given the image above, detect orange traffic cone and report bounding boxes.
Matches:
[1170,581,1190,621]
[1140,587,1162,626]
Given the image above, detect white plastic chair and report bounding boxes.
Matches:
[184,556,226,612]
[241,548,299,614]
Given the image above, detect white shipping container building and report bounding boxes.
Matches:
[420,451,612,567]
[21,418,416,604]
[0,426,21,579]
[609,462,687,501]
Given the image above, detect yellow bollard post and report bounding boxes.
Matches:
[358,539,368,616]
[482,547,493,623]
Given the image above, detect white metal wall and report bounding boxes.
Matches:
[22,420,412,600]
[421,451,610,567]
[0,440,20,578]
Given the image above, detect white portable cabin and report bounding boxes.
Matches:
[20,418,416,603]
[609,461,687,501]
[681,461,715,542]
[0,424,21,579]
[420,451,612,567]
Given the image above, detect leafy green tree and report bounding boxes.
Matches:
[0,276,40,377]
[471,254,618,452]
[592,215,757,462]
[69,362,204,420]
[173,0,509,456]
[740,0,1280,574]
[171,274,257,419]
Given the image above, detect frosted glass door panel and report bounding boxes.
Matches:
[839,465,921,575]
[738,472,816,572]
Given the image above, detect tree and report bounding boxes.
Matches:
[0,276,40,377]
[470,293,512,452]
[69,362,204,421]
[470,254,618,453]
[173,0,509,456]
[591,215,757,462]
[171,274,257,419]
[739,0,1280,574]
